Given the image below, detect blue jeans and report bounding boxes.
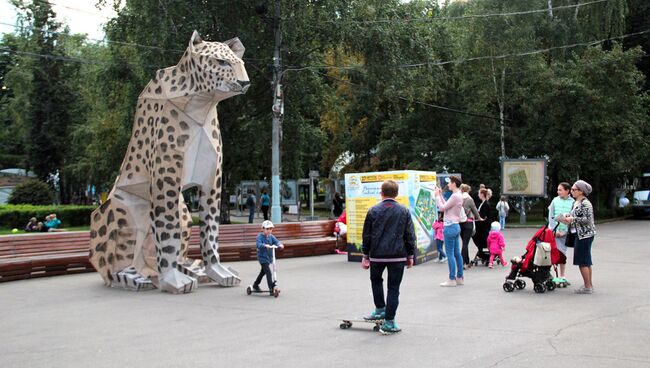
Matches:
[443,224,463,280]
[499,215,506,230]
[436,239,446,260]
[370,262,405,321]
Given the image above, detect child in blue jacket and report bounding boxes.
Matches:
[252,220,284,295]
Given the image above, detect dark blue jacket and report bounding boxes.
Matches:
[256,233,281,264]
[362,198,416,262]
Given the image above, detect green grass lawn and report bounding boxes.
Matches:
[0,226,89,236]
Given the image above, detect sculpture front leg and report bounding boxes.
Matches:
[151,172,197,294]
[198,185,241,287]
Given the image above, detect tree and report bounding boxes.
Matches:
[5,1,78,199]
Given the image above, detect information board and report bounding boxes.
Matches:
[344,170,438,265]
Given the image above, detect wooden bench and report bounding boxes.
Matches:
[0,232,94,282]
[0,220,337,283]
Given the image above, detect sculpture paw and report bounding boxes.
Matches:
[205,263,241,287]
[159,269,198,294]
[111,266,155,291]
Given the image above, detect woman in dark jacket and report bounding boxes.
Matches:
[472,188,491,259]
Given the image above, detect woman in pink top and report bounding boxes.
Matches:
[434,176,464,287]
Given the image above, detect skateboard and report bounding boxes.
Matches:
[339,318,401,335]
[246,285,280,297]
[339,318,383,332]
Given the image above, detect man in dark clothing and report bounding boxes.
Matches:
[361,179,415,333]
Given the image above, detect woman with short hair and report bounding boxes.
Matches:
[562,180,596,294]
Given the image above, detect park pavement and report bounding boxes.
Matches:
[0,219,648,368]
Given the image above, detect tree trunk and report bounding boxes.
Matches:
[491,59,507,159]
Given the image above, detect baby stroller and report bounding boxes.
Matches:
[503,224,565,293]
[471,247,501,267]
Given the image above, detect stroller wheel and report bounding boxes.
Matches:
[534,283,546,294]
[514,279,526,290]
[503,282,515,292]
[545,280,556,291]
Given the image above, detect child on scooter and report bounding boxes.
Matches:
[252,220,284,295]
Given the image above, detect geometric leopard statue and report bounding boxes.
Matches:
[88,31,249,294]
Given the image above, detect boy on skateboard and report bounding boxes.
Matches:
[361,180,416,333]
[252,220,284,295]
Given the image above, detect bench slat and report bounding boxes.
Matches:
[0,220,336,283]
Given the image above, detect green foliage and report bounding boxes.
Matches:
[0,204,95,229]
[8,179,53,205]
[0,0,647,212]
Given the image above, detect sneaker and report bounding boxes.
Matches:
[380,319,401,333]
[488,264,493,269]
[574,286,593,294]
[440,279,457,287]
[456,277,464,286]
[252,285,262,292]
[364,307,386,321]
[502,262,508,267]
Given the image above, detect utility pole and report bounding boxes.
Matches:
[270,0,283,224]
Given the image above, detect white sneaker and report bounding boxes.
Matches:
[440,279,457,287]
[456,277,464,286]
[440,257,447,263]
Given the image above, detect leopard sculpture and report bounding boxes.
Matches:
[88,31,249,294]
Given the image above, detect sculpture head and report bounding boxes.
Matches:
[181,30,250,97]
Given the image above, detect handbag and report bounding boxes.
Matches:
[565,231,576,248]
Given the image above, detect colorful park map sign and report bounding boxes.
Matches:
[344,170,438,265]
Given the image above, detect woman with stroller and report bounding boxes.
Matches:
[472,188,491,262]
[561,180,596,294]
[548,182,575,284]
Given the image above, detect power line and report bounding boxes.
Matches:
[28,0,113,20]
[0,21,268,62]
[0,46,166,69]
[0,21,186,53]
[309,0,607,25]
[312,70,508,122]
[284,29,650,72]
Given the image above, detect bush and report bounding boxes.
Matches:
[8,179,54,205]
[0,204,96,229]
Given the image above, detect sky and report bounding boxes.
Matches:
[0,0,121,40]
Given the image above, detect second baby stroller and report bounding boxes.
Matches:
[502,224,564,293]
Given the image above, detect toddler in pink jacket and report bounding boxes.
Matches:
[432,213,447,263]
[487,222,508,268]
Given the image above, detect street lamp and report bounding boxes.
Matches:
[256,1,283,224]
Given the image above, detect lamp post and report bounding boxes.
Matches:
[257,1,283,224]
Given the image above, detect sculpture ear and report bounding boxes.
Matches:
[224,37,245,59]
[189,30,203,47]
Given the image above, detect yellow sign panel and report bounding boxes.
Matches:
[360,173,409,183]
[418,175,437,182]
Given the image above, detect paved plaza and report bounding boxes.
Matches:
[1,219,649,367]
